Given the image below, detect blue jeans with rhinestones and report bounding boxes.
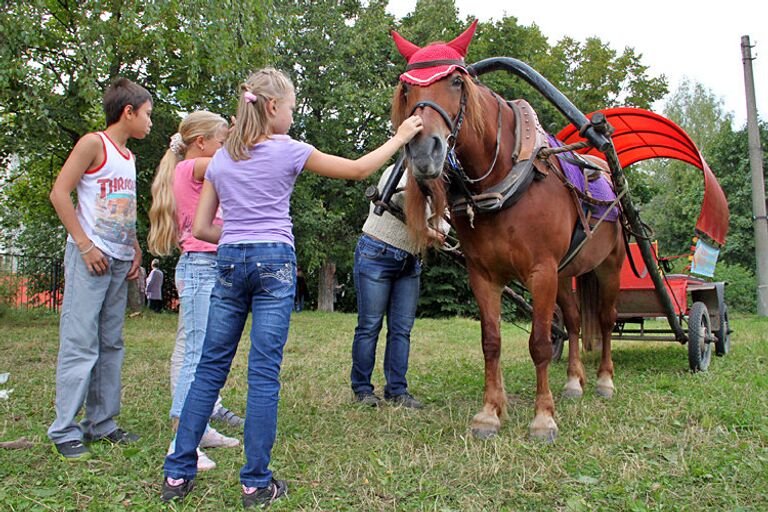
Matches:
[164,243,295,488]
[350,234,420,398]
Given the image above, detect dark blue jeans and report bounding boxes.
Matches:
[351,234,420,398]
[164,243,295,488]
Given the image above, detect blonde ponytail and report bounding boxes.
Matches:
[148,149,181,256]
[148,111,228,256]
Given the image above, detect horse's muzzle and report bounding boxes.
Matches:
[406,134,446,181]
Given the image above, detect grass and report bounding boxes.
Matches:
[0,308,766,511]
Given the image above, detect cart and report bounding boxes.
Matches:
[557,108,731,371]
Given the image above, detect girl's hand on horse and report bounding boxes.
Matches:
[394,115,423,145]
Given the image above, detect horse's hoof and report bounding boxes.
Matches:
[596,386,614,399]
[529,427,557,444]
[562,387,583,399]
[471,428,498,440]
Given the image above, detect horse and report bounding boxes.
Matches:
[391,21,626,441]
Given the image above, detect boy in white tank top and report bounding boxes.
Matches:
[48,77,152,461]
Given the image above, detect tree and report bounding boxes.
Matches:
[272,0,398,311]
[0,0,272,259]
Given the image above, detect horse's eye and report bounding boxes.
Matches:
[402,83,410,96]
[452,76,463,88]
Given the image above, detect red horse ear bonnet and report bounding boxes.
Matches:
[392,19,478,86]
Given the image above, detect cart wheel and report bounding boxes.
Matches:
[551,333,565,363]
[551,306,565,363]
[688,301,713,372]
[715,303,731,356]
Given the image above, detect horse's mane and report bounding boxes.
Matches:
[404,172,448,253]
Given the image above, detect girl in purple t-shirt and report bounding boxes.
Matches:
[162,67,422,507]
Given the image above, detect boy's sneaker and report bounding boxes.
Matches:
[84,428,140,444]
[353,392,382,407]
[161,477,195,502]
[385,392,423,409]
[210,406,245,428]
[53,440,91,461]
[242,479,288,508]
[200,427,240,449]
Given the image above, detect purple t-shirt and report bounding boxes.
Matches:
[206,135,315,247]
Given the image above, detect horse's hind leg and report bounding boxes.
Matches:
[594,240,624,398]
[467,272,507,439]
[557,276,585,398]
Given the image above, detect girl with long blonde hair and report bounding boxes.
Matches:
[149,111,241,473]
[162,67,422,507]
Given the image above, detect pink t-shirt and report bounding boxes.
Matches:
[173,158,221,253]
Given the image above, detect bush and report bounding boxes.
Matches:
[714,262,757,314]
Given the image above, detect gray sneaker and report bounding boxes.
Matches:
[53,440,91,461]
[386,392,423,409]
[210,406,245,428]
[353,392,382,407]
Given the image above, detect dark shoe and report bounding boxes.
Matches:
[53,440,91,461]
[161,478,194,502]
[386,392,423,409]
[353,392,382,407]
[210,406,245,428]
[85,428,140,444]
[242,479,288,508]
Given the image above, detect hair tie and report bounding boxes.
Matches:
[169,133,185,156]
[244,91,259,103]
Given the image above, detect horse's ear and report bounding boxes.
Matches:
[447,19,478,57]
[392,30,421,61]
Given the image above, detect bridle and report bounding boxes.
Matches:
[405,68,504,190]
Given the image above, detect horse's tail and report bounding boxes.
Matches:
[577,271,601,352]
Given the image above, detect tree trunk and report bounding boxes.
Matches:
[317,261,336,312]
[126,266,146,314]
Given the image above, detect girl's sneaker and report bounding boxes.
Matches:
[199,427,240,449]
[196,448,216,471]
[210,406,245,428]
[242,479,287,508]
[166,442,216,471]
[161,477,194,502]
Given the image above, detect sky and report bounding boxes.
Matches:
[386,0,767,128]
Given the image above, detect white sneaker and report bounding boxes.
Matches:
[166,441,217,471]
[196,448,216,471]
[199,427,240,449]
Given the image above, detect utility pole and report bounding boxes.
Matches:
[741,35,768,316]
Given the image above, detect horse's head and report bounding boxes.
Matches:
[391,20,484,183]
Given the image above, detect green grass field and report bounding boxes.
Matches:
[0,308,766,511]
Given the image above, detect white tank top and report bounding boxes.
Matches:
[67,131,137,261]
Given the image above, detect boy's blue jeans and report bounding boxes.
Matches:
[350,234,420,398]
[164,243,295,487]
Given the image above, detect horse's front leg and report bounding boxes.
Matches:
[467,271,506,439]
[528,264,559,442]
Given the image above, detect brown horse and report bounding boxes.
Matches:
[391,23,626,441]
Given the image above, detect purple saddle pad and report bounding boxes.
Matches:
[546,135,619,223]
